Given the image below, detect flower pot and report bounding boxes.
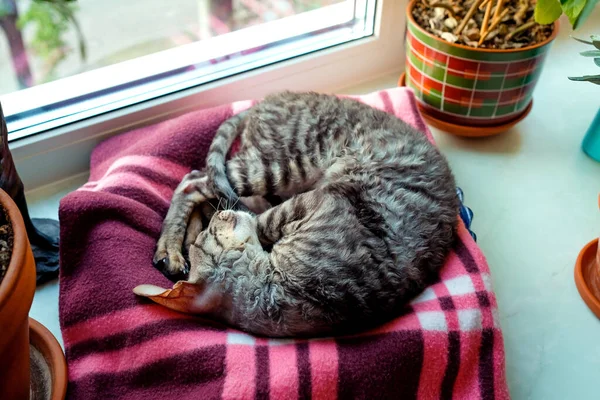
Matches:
[574,238,600,318]
[581,107,600,163]
[398,72,532,137]
[574,195,600,318]
[403,0,558,137]
[29,317,68,400]
[0,187,36,400]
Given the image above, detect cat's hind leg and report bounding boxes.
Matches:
[154,170,217,277]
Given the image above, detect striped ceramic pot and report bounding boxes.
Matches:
[405,0,558,128]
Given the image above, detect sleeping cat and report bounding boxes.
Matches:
[136,91,459,337]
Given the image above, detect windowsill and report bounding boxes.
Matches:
[26,8,600,399]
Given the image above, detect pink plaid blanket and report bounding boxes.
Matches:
[58,88,509,399]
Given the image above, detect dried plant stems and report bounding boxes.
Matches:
[478,0,494,46]
[505,20,535,41]
[493,0,505,22]
[481,7,510,42]
[414,0,554,49]
[455,0,486,36]
[478,0,492,11]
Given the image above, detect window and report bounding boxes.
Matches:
[3,0,404,191]
[1,0,376,140]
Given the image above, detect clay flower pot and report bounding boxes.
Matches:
[29,317,68,400]
[574,195,600,318]
[574,238,600,318]
[0,188,67,399]
[0,187,36,399]
[403,0,558,137]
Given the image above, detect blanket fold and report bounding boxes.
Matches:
[58,88,509,400]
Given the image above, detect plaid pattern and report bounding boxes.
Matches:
[405,9,553,126]
[58,88,509,399]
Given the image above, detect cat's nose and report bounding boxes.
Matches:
[218,210,236,224]
[219,210,231,219]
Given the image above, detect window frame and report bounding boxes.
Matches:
[11,0,407,191]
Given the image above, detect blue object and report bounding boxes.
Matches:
[456,187,477,242]
[582,107,600,163]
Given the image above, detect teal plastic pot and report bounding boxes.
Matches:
[582,108,600,163]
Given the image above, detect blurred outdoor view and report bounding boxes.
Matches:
[0,0,343,96]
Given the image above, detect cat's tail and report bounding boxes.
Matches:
[206,110,249,211]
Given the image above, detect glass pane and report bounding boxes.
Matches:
[0,0,375,139]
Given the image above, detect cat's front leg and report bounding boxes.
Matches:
[183,200,220,253]
[154,170,216,277]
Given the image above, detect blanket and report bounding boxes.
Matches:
[58,87,509,400]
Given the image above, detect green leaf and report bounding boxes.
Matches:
[568,74,600,84]
[592,35,600,50]
[581,50,600,57]
[535,0,563,24]
[560,0,587,26]
[572,0,599,29]
[571,35,593,44]
[595,58,600,67]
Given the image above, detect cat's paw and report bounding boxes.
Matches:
[153,244,190,278]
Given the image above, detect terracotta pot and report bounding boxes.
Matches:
[404,0,558,136]
[574,238,600,319]
[29,317,68,400]
[0,188,36,400]
[574,195,600,318]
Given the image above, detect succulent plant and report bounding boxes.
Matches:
[570,35,600,85]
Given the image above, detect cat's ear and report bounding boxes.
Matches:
[133,281,204,314]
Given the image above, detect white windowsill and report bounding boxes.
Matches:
[25,6,600,400]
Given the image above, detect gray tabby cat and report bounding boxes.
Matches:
[144,91,459,337]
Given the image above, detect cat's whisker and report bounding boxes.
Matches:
[207,200,217,212]
[231,196,240,211]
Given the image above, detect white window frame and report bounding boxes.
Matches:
[10,0,407,191]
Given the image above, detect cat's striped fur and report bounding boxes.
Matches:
[153,91,459,337]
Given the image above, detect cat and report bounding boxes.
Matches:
[138,91,459,337]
